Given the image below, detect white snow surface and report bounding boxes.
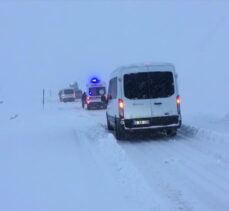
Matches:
[1,100,229,211]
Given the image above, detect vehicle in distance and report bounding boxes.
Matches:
[58,88,76,102]
[85,77,107,110]
[106,62,182,140]
[75,89,83,99]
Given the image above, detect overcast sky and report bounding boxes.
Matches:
[0,0,228,114]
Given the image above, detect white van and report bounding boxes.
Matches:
[58,89,75,102]
[106,63,182,140]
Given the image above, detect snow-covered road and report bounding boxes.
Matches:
[1,101,229,211]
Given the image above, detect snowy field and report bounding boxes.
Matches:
[1,100,229,211]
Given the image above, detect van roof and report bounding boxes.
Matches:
[110,62,176,77]
[121,62,174,69]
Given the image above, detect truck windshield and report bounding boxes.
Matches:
[64,89,74,94]
[89,87,106,96]
[124,72,174,99]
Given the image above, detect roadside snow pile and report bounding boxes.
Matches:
[0,100,18,122]
[223,113,229,122]
[180,115,229,166]
[180,124,226,143]
[183,113,229,138]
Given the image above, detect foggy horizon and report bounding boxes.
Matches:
[0,0,228,114]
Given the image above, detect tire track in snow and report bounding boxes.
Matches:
[93,123,194,211]
[76,123,165,211]
[174,128,229,199]
[119,139,194,211]
[178,125,229,165]
[70,106,229,211]
[117,127,229,211]
[156,137,229,211]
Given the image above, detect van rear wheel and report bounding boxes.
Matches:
[115,118,125,140]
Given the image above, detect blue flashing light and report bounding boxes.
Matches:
[91,77,100,83]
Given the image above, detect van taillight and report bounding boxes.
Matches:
[176,96,181,105]
[176,96,181,114]
[118,99,124,118]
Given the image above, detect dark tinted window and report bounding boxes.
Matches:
[124,72,174,99]
[64,89,74,94]
[89,87,106,96]
[124,73,149,99]
[108,77,117,99]
[149,72,174,98]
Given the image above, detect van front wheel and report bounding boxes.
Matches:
[106,115,113,131]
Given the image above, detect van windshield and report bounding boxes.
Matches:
[124,72,174,99]
[64,89,74,95]
[89,87,106,96]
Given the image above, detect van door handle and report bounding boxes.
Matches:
[154,102,162,105]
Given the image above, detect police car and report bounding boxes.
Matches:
[85,78,107,110]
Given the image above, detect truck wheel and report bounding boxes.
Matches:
[166,129,177,137]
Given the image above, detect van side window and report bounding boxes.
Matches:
[108,77,117,99]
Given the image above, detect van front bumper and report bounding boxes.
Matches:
[122,115,181,130]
